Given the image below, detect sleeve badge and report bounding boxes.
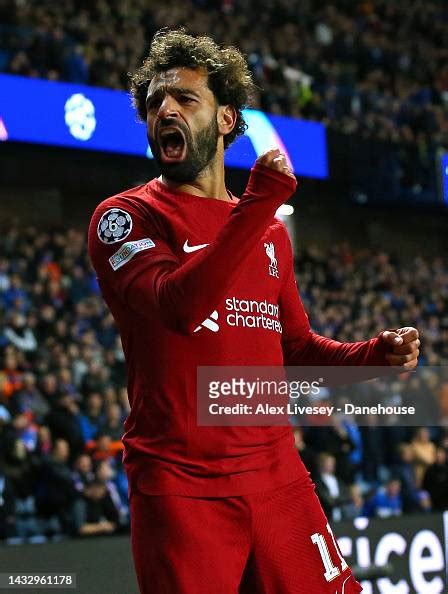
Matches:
[97,208,133,244]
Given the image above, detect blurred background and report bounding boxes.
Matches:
[0,1,448,593]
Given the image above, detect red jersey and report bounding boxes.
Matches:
[88,164,387,497]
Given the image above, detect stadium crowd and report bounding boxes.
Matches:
[0,225,447,542]
[1,0,447,199]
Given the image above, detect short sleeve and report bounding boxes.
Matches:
[87,196,178,300]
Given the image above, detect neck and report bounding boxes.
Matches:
[159,145,230,201]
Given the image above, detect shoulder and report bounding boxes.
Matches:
[89,182,150,222]
[88,181,162,247]
[87,179,178,280]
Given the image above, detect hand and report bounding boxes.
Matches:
[256,148,296,181]
[381,327,420,370]
[99,520,116,533]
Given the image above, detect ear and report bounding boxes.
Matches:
[217,104,237,137]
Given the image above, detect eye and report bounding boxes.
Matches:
[179,95,195,104]
[147,98,161,110]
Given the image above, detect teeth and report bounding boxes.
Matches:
[160,129,184,159]
[166,147,183,157]
[160,129,182,139]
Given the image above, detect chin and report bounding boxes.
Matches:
[159,162,200,183]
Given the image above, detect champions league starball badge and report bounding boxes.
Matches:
[97,208,133,244]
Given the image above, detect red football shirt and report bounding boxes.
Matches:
[88,164,387,497]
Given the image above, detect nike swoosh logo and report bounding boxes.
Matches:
[183,240,209,253]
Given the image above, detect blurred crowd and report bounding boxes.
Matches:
[1,0,447,199]
[0,225,447,542]
[296,242,448,521]
[0,226,129,542]
[296,425,448,522]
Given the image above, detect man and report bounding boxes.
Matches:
[314,453,351,522]
[88,29,419,594]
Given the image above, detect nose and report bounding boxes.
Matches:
[157,95,180,120]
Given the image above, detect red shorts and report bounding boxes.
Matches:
[130,478,362,594]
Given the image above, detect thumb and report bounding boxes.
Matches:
[381,330,403,346]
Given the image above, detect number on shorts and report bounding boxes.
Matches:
[311,523,348,582]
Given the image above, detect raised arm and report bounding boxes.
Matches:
[278,235,420,368]
[88,152,297,334]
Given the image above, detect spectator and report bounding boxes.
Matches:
[340,414,363,482]
[2,275,29,312]
[314,453,351,522]
[73,480,119,537]
[342,485,365,521]
[1,349,24,400]
[423,447,448,511]
[81,360,110,395]
[89,434,123,463]
[3,312,37,353]
[78,392,104,442]
[292,427,317,477]
[394,443,424,513]
[307,418,356,484]
[364,479,403,519]
[95,459,128,525]
[11,413,38,453]
[0,469,15,540]
[35,425,52,459]
[35,439,77,536]
[0,438,39,539]
[410,427,437,488]
[57,368,78,399]
[10,372,49,424]
[360,417,386,483]
[39,373,61,404]
[45,394,84,460]
[0,438,37,505]
[100,403,124,441]
[293,427,317,477]
[72,454,95,493]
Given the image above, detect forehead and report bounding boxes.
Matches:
[147,67,210,97]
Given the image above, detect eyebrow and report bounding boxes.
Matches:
[146,87,201,104]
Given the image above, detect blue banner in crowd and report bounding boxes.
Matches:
[0,73,328,179]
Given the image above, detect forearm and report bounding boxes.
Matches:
[283,330,393,388]
[290,331,389,366]
[79,521,115,535]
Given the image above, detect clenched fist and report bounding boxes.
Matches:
[256,148,296,181]
[381,327,420,370]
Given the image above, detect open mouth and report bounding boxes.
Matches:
[158,128,187,162]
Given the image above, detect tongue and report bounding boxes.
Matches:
[165,141,183,158]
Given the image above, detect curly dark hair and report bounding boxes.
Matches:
[129,28,256,149]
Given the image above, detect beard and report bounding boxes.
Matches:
[148,112,219,183]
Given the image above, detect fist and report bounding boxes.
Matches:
[381,327,420,370]
[256,148,296,181]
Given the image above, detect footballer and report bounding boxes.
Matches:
[88,29,420,594]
